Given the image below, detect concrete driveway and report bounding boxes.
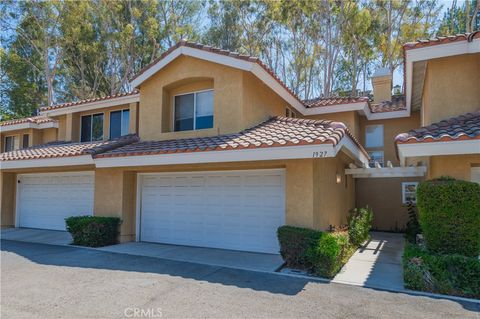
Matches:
[1,240,478,319]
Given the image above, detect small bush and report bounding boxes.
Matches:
[65,216,121,247]
[347,207,373,246]
[277,225,322,269]
[277,226,355,278]
[405,201,421,244]
[417,177,480,257]
[307,231,355,278]
[403,244,480,298]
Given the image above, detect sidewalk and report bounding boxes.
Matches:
[332,232,405,290]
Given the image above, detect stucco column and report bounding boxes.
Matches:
[94,168,136,242]
[285,159,315,228]
[0,172,16,228]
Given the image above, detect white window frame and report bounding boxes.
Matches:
[402,182,419,204]
[4,135,16,152]
[80,112,104,142]
[365,124,384,148]
[173,89,214,132]
[109,109,130,139]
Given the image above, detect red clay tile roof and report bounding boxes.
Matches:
[403,30,480,50]
[130,40,302,104]
[95,116,367,158]
[0,135,139,161]
[369,95,406,113]
[40,90,139,112]
[0,115,57,127]
[395,111,480,144]
[303,96,369,108]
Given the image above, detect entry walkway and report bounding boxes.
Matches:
[332,232,405,290]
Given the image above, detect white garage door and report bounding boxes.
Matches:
[139,169,285,254]
[17,172,94,231]
[472,167,480,184]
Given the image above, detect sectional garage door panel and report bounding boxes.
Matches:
[140,169,285,254]
[17,172,94,231]
[472,167,480,184]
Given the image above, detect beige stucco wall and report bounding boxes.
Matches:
[138,55,293,141]
[422,53,480,125]
[307,111,360,140]
[139,55,244,140]
[313,154,355,230]
[355,177,424,231]
[0,172,15,227]
[428,154,480,181]
[242,72,288,129]
[359,111,421,166]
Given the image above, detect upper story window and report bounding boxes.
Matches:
[4,136,15,152]
[22,134,29,148]
[81,113,104,142]
[110,109,130,139]
[365,124,384,148]
[174,90,213,132]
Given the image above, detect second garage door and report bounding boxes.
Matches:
[17,172,94,231]
[139,169,285,254]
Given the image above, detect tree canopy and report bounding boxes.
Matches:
[0,0,472,120]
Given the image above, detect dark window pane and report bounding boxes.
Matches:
[110,111,122,139]
[195,91,213,129]
[81,115,92,142]
[122,110,130,136]
[174,94,194,131]
[22,134,29,148]
[92,114,104,141]
[5,136,14,152]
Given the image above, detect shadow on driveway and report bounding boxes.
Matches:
[0,239,312,296]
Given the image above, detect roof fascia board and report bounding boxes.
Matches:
[367,110,411,120]
[0,121,59,132]
[0,155,94,170]
[345,166,427,178]
[334,137,370,167]
[397,139,480,165]
[303,102,366,116]
[40,94,140,116]
[405,38,480,116]
[94,144,337,168]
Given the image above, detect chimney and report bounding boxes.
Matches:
[371,68,392,104]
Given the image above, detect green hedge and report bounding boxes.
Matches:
[65,216,121,247]
[347,207,373,246]
[277,226,355,278]
[277,226,322,269]
[417,177,480,257]
[403,244,480,298]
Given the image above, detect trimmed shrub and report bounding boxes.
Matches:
[417,177,480,257]
[65,216,121,247]
[403,244,480,298]
[307,231,355,278]
[277,226,356,278]
[347,206,373,246]
[277,225,322,269]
